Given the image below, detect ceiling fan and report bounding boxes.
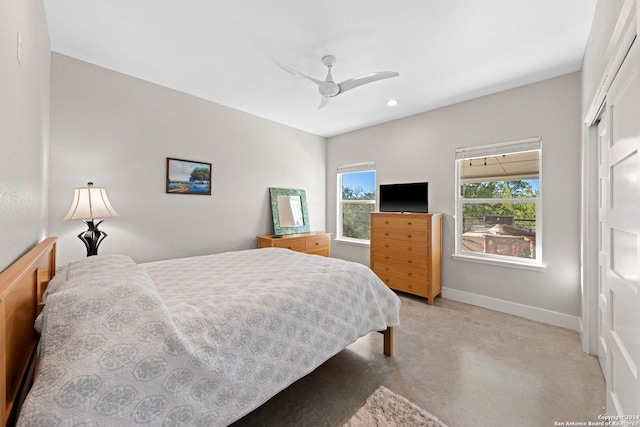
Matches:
[273,55,399,109]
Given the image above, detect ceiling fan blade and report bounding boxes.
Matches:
[338,71,399,94]
[272,59,327,88]
[318,96,331,109]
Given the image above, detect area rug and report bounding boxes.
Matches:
[343,386,448,427]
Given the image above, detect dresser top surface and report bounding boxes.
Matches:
[371,212,442,217]
[257,231,331,240]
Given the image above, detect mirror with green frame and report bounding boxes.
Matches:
[269,187,310,235]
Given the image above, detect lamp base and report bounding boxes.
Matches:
[78,220,107,257]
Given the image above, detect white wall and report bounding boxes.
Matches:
[0,0,50,271]
[327,72,582,328]
[48,54,326,266]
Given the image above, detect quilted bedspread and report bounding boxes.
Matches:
[18,248,400,426]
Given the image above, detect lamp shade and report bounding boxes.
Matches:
[64,183,118,221]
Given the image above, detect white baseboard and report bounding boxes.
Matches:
[442,287,582,332]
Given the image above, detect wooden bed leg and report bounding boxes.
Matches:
[383,327,394,357]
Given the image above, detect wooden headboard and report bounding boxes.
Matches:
[0,237,57,427]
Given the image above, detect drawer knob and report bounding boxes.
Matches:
[407,234,412,238]
[407,272,412,276]
[407,260,412,264]
[407,221,412,225]
[385,232,389,236]
[315,242,319,246]
[385,221,389,224]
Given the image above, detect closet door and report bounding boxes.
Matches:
[597,114,609,376]
[601,39,640,416]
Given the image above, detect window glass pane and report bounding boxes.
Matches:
[462,202,537,259]
[342,203,375,239]
[339,170,376,241]
[342,171,376,201]
[461,179,539,199]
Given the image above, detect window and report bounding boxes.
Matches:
[337,163,376,243]
[455,137,542,267]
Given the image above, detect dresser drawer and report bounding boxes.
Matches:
[372,262,429,283]
[371,227,428,243]
[371,215,430,230]
[372,252,428,269]
[305,235,330,252]
[307,247,330,257]
[371,239,429,257]
[376,275,429,297]
[272,239,306,252]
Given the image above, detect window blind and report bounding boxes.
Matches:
[337,161,376,174]
[455,137,541,160]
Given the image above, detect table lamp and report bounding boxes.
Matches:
[64,182,118,256]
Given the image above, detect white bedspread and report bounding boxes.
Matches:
[18,249,400,426]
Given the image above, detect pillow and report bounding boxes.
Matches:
[44,255,138,300]
[38,255,150,333]
[42,265,69,301]
[67,254,138,279]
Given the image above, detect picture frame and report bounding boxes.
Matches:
[166,157,212,195]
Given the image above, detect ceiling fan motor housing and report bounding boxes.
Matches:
[320,55,340,96]
[321,55,337,67]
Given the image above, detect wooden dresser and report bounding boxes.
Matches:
[257,232,331,257]
[370,212,443,304]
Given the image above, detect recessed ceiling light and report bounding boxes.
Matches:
[386,99,398,107]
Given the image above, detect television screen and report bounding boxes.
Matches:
[379,182,428,213]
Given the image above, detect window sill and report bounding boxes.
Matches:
[451,253,547,272]
[334,237,371,248]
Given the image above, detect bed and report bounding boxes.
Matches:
[0,238,400,426]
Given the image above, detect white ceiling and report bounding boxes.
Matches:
[43,0,597,137]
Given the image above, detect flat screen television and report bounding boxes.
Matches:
[379,182,429,213]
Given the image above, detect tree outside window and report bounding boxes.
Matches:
[461,180,539,234]
[338,169,376,242]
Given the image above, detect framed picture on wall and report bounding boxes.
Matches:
[166,157,212,195]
